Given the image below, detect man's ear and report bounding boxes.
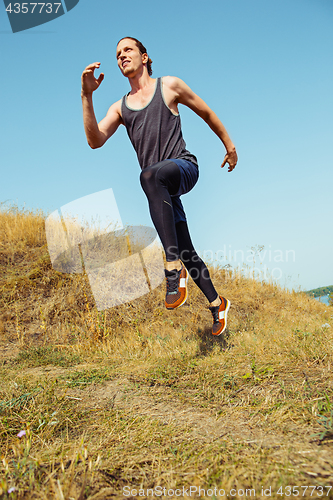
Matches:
[142,53,149,64]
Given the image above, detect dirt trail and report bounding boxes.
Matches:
[78,381,333,485]
[2,352,333,483]
[63,378,333,477]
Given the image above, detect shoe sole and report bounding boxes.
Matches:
[214,298,231,336]
[166,267,189,310]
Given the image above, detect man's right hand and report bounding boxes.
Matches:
[81,62,104,96]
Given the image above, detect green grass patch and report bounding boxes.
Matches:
[13,346,81,367]
[62,368,112,387]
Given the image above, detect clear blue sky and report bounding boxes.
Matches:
[1,0,332,292]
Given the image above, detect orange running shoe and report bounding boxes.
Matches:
[164,264,188,309]
[209,296,230,336]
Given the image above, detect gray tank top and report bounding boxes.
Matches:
[121,77,198,170]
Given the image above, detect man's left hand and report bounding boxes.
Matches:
[221,148,238,172]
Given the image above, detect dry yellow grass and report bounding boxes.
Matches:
[1,205,333,499]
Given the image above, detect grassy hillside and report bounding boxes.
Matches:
[1,205,333,499]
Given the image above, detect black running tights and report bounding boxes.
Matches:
[140,160,218,303]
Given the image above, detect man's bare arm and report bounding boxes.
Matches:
[81,62,122,149]
[165,76,238,171]
[82,96,123,149]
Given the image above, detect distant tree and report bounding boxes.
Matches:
[306,285,333,298]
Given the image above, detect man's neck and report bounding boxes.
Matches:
[127,70,155,94]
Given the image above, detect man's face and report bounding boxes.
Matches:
[116,38,147,77]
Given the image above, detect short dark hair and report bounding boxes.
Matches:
[117,37,153,76]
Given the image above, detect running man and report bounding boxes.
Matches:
[81,37,238,335]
